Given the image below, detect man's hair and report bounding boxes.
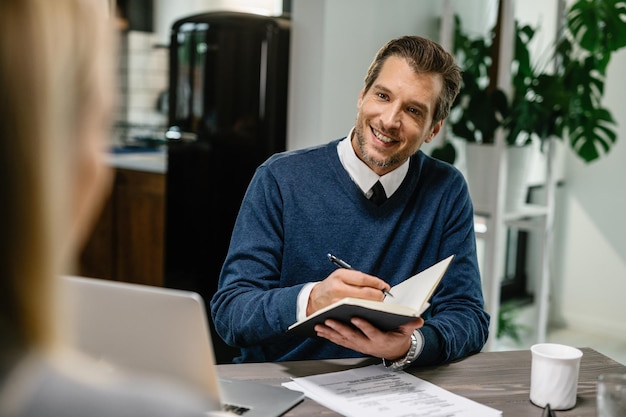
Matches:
[363,35,462,125]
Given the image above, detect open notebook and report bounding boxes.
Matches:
[60,276,304,417]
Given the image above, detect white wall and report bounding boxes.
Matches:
[287,0,626,341]
[516,0,626,336]
[555,48,626,335]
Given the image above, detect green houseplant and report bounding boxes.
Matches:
[432,13,536,164]
[509,0,626,163]
[434,0,626,164]
[434,14,541,212]
[447,15,519,147]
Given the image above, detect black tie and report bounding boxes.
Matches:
[370,181,387,205]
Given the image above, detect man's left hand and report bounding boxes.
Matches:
[314,317,423,360]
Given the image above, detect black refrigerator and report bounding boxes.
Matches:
[164,11,290,363]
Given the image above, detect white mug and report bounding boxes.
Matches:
[530,343,583,410]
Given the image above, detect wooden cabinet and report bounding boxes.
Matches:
[78,168,165,287]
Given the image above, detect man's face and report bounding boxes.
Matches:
[353,55,443,176]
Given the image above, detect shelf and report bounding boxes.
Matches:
[504,204,549,221]
[478,139,557,350]
[474,205,548,239]
[476,203,548,221]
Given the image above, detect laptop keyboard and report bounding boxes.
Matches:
[222,403,251,415]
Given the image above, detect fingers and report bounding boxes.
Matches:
[309,269,390,313]
[339,269,391,296]
[315,317,423,360]
[353,317,422,341]
[314,319,370,354]
[396,318,424,333]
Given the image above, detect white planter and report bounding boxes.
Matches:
[465,143,534,213]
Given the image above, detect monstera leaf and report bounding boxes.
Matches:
[433,0,626,164]
[568,0,626,62]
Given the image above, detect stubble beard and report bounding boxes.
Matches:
[354,124,404,170]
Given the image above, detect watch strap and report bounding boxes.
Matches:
[382,329,424,371]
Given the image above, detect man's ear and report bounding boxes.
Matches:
[426,120,443,143]
[357,88,365,108]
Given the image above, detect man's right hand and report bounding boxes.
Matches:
[306,269,391,316]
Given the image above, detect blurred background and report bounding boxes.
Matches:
[89,0,625,364]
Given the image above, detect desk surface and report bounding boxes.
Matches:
[217,348,626,417]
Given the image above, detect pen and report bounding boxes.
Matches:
[327,253,394,298]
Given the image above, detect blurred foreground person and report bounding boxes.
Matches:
[0,1,217,416]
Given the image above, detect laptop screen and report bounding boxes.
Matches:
[60,276,303,417]
[61,276,222,398]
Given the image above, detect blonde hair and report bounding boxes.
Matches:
[0,0,115,356]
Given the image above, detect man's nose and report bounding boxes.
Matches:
[380,104,402,129]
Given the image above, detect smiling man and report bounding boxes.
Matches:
[210,36,490,368]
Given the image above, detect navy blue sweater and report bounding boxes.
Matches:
[210,139,490,365]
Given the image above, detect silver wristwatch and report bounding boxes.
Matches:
[382,330,423,371]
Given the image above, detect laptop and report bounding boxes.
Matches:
[60,276,304,417]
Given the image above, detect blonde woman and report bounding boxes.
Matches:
[0,1,217,415]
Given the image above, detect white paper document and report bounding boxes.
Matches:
[283,364,501,417]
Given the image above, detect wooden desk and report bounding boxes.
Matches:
[217,348,626,416]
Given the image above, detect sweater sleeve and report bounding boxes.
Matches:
[209,163,302,348]
[411,168,490,366]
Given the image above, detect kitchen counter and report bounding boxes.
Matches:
[106,148,167,174]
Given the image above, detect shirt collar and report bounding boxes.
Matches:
[337,128,410,198]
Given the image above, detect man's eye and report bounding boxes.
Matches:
[408,107,419,114]
[377,93,388,100]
